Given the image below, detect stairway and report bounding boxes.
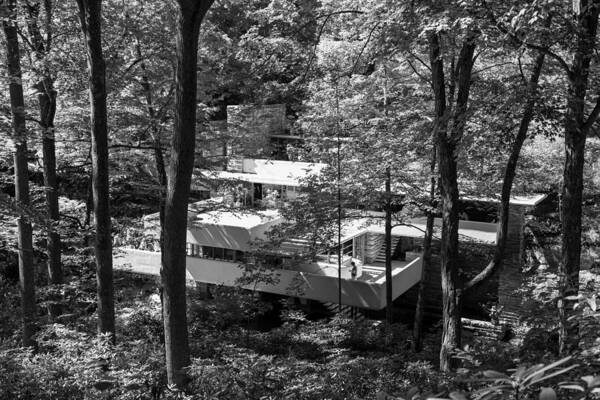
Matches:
[375,236,400,263]
[323,302,366,321]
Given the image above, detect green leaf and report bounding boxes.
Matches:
[581,375,600,388]
[587,296,597,312]
[405,386,420,398]
[483,370,509,379]
[529,364,579,386]
[559,384,585,392]
[513,366,527,381]
[538,387,556,400]
[521,357,572,385]
[376,391,400,400]
[449,391,469,400]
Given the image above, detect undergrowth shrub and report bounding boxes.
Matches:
[0,324,166,400]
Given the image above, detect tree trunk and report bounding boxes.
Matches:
[430,31,477,372]
[413,147,436,353]
[135,37,167,238]
[463,49,546,293]
[558,0,600,355]
[75,0,115,341]
[161,0,213,388]
[39,82,61,285]
[25,1,63,305]
[85,162,93,227]
[39,79,62,318]
[3,0,37,348]
[437,133,461,372]
[385,167,393,327]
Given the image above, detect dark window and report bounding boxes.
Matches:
[236,251,246,262]
[254,183,263,201]
[203,246,214,259]
[224,248,235,261]
[188,244,244,262]
[342,239,353,256]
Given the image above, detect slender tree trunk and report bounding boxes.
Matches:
[39,80,62,318]
[437,133,461,372]
[75,0,115,341]
[413,147,436,353]
[25,1,63,304]
[135,37,167,236]
[3,0,37,347]
[161,0,213,387]
[430,31,477,372]
[39,82,61,285]
[429,31,453,371]
[85,162,93,227]
[463,49,546,294]
[557,0,600,355]
[135,35,168,326]
[385,167,393,327]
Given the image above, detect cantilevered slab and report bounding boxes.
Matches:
[199,159,326,186]
[187,209,281,251]
[340,216,498,244]
[114,248,422,310]
[461,193,548,207]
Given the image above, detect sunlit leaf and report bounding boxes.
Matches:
[538,387,556,400]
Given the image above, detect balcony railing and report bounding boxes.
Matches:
[114,247,422,310]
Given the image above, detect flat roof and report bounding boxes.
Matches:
[340,216,497,244]
[191,209,280,229]
[461,193,548,207]
[143,197,226,223]
[199,159,326,187]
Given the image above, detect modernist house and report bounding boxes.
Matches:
[116,158,422,309]
[115,156,546,317]
[114,104,548,332]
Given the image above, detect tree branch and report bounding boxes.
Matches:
[349,22,380,76]
[464,48,547,292]
[407,51,432,72]
[482,1,571,75]
[300,13,332,83]
[583,95,600,133]
[406,58,432,86]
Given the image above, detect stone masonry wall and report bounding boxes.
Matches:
[395,205,526,325]
[496,205,526,328]
[227,104,286,159]
[365,232,385,263]
[396,238,498,319]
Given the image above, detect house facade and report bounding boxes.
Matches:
[114,104,548,333]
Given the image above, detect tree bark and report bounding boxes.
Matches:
[558,0,600,355]
[3,0,37,347]
[85,161,93,227]
[75,0,115,341]
[39,81,61,286]
[430,31,477,372]
[385,166,393,327]
[161,0,213,388]
[413,147,436,353]
[437,131,461,373]
[26,0,63,291]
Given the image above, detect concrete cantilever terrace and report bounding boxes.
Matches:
[114,204,502,310]
[114,157,546,311]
